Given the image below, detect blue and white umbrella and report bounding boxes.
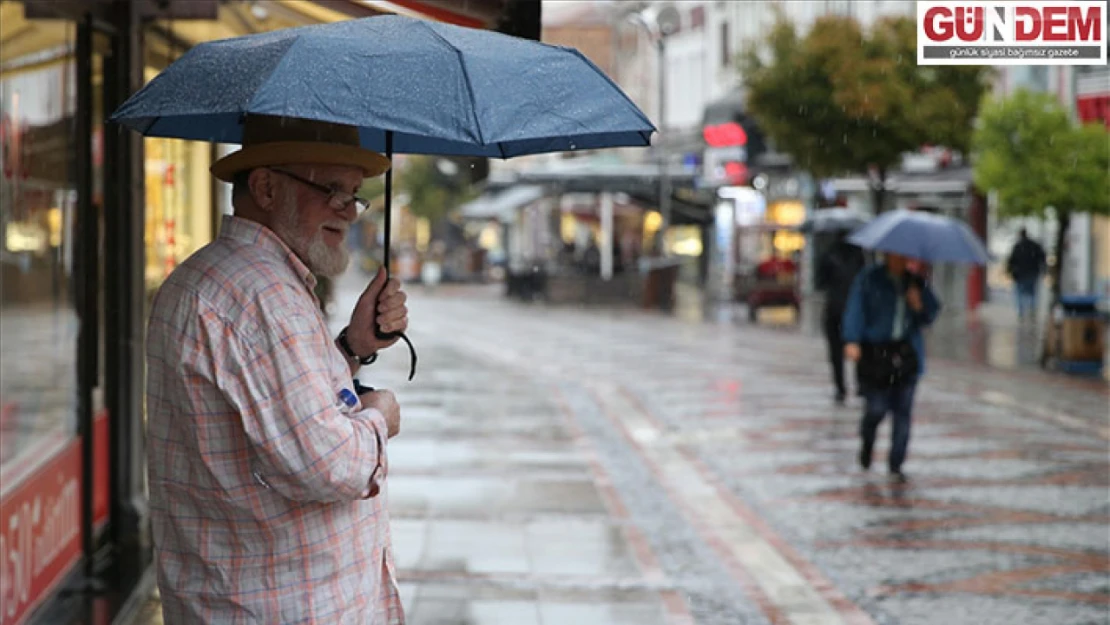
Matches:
[848,209,990,265]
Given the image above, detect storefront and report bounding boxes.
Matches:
[1,4,124,623]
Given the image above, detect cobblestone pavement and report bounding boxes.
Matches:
[131,273,1109,625]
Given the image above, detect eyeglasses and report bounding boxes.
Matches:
[268,168,370,217]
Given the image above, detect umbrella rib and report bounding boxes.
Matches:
[418,22,486,146]
[566,48,656,132]
[242,36,305,120]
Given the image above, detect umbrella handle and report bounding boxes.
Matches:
[374,129,417,381]
[371,329,417,381]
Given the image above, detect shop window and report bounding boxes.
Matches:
[0,45,80,474]
[143,137,212,293]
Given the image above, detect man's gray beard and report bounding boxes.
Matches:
[273,195,350,278]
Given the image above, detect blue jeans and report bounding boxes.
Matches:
[1015,278,1038,318]
[861,381,918,472]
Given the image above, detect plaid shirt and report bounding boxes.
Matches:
[146,216,403,624]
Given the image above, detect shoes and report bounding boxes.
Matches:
[889,470,908,484]
[859,443,873,470]
[835,392,846,406]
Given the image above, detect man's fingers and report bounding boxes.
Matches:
[378,292,407,312]
[381,277,401,296]
[379,311,406,329]
[360,268,388,300]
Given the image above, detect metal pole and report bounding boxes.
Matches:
[600,191,614,281]
[657,37,672,253]
[75,10,96,576]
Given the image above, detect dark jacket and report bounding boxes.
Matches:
[1007,237,1047,282]
[842,265,941,375]
[818,241,867,316]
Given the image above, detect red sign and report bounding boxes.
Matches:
[0,441,81,625]
[0,413,109,625]
[702,122,748,148]
[1077,94,1110,126]
[724,162,749,185]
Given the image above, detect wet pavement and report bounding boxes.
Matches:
[129,272,1109,625]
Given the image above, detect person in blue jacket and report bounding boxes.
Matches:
[842,252,941,482]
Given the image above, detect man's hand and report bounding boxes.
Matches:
[906,286,924,313]
[361,389,400,439]
[844,343,861,362]
[347,268,408,356]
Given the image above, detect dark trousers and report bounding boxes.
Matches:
[1015,277,1039,319]
[860,381,918,472]
[823,309,856,396]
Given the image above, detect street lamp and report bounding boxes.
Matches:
[626,4,680,255]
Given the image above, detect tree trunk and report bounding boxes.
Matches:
[871,167,887,215]
[1051,210,1070,305]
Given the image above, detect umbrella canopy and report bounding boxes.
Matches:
[848,209,990,265]
[109,15,655,157]
[800,208,870,233]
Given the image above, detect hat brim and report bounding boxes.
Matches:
[210,141,391,182]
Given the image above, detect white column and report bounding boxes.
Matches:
[600,191,614,281]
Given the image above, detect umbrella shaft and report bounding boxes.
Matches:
[383,130,394,277]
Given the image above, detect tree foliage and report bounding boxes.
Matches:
[972,88,1109,299]
[393,155,477,224]
[740,13,993,210]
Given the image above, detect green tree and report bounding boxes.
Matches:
[395,155,477,226]
[740,13,992,213]
[972,89,1110,302]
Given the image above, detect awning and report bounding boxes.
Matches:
[830,167,973,195]
[459,184,545,221]
[507,158,715,225]
[357,1,499,28]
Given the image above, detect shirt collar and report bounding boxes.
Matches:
[219,215,318,291]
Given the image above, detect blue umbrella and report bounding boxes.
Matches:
[109,15,654,157]
[848,209,990,265]
[110,15,655,381]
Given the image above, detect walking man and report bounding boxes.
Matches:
[1006,228,1047,321]
[146,115,409,624]
[817,234,867,404]
[843,252,941,482]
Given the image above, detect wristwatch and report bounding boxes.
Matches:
[337,327,378,366]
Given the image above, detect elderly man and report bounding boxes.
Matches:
[146,115,408,624]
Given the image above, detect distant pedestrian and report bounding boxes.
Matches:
[843,252,941,483]
[817,234,867,404]
[1006,228,1047,320]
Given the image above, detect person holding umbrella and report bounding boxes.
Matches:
[841,209,989,482]
[842,251,940,482]
[145,116,410,623]
[112,14,656,623]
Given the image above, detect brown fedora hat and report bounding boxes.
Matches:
[210,115,391,182]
